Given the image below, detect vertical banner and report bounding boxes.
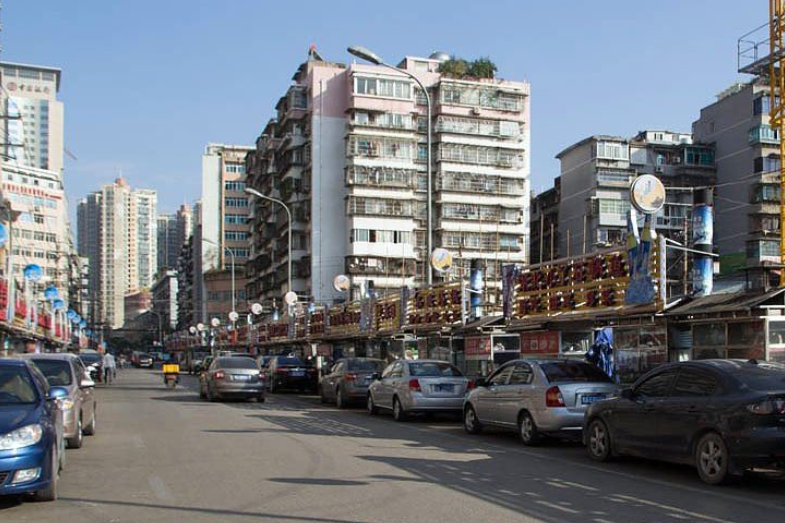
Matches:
[470,259,484,318]
[692,195,714,297]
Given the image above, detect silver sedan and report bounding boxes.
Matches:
[463,358,618,445]
[367,359,469,421]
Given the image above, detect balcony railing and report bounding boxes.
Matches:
[346,166,418,189]
[438,144,524,169]
[437,174,526,195]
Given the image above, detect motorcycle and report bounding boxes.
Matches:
[162,363,180,389]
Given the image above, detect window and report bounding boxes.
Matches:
[508,364,533,385]
[596,141,629,160]
[754,155,781,174]
[354,112,370,125]
[671,370,717,397]
[768,321,785,345]
[225,197,248,208]
[540,361,613,383]
[488,366,512,386]
[635,369,678,398]
[754,95,780,115]
[224,181,246,192]
[225,231,249,242]
[355,76,411,100]
[598,199,631,216]
[34,214,44,224]
[225,163,246,174]
[693,323,726,346]
[224,214,246,225]
[233,248,249,258]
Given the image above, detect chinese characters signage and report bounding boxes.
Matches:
[520,331,560,355]
[406,282,464,327]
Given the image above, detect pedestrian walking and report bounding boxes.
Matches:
[103,352,117,385]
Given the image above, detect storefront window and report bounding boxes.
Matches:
[616,348,667,385]
[614,329,639,349]
[693,324,726,347]
[768,321,785,346]
[729,321,765,347]
[561,331,592,356]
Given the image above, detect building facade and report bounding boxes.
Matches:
[555,132,715,258]
[134,189,157,289]
[152,269,178,330]
[0,61,64,175]
[157,204,192,273]
[245,50,530,305]
[530,177,560,264]
[195,144,251,322]
[692,80,778,270]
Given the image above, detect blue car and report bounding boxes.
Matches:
[0,358,66,501]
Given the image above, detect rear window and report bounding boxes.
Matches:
[276,357,306,366]
[733,362,785,391]
[0,366,39,404]
[79,353,101,365]
[218,358,259,369]
[540,361,613,383]
[31,359,73,386]
[347,359,384,372]
[408,362,463,377]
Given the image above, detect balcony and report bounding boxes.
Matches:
[347,196,415,217]
[346,165,418,189]
[346,136,417,161]
[749,124,780,146]
[436,116,523,139]
[439,82,525,112]
[438,143,524,169]
[438,173,526,195]
[351,111,417,132]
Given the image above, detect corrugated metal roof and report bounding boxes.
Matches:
[665,288,785,317]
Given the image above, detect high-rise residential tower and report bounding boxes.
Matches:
[157,204,192,273]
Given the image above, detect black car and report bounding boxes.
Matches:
[584,359,785,484]
[266,356,317,393]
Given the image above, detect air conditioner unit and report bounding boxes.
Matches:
[471,108,481,116]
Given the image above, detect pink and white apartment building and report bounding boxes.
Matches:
[246,50,530,304]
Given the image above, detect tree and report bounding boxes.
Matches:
[438,57,498,79]
[467,57,498,79]
[438,58,469,78]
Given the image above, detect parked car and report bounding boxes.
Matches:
[464,359,617,445]
[22,354,97,449]
[199,357,264,402]
[256,355,275,372]
[78,351,103,382]
[321,358,385,408]
[368,359,469,421]
[584,359,785,485]
[0,358,66,501]
[266,356,317,393]
[132,352,154,369]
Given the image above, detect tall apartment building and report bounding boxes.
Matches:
[530,177,560,264]
[246,50,530,304]
[0,163,73,293]
[692,80,779,269]
[152,269,178,330]
[157,204,192,273]
[0,61,64,175]
[77,178,158,328]
[176,236,195,330]
[555,131,715,257]
[195,145,252,322]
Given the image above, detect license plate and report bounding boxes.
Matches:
[233,375,250,381]
[290,371,304,377]
[434,384,454,393]
[581,394,605,405]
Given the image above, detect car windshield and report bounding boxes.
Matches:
[0,367,39,405]
[31,359,73,386]
[540,361,613,383]
[347,359,384,372]
[408,362,463,377]
[277,357,306,366]
[733,362,785,391]
[139,354,152,360]
[218,358,259,369]
[79,353,101,365]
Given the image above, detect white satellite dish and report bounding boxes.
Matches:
[284,291,298,306]
[333,274,351,292]
[251,302,264,316]
[189,326,197,334]
[228,311,239,322]
[430,248,453,272]
[210,317,221,328]
[196,323,205,332]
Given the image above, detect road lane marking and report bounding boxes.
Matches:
[535,500,580,514]
[613,494,737,523]
[560,480,599,492]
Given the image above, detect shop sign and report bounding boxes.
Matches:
[406,282,463,327]
[520,331,560,355]
[316,344,331,357]
[374,293,403,332]
[327,302,362,336]
[506,246,658,320]
[465,336,491,357]
[308,311,325,337]
[268,320,290,341]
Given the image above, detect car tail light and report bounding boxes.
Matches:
[545,386,565,407]
[345,373,358,382]
[408,379,421,392]
[746,398,782,415]
[214,370,225,380]
[276,368,289,374]
[466,380,476,391]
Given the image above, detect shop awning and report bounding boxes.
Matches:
[665,287,785,320]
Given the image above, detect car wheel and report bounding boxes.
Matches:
[696,432,729,485]
[34,447,58,502]
[67,417,83,449]
[83,408,97,436]
[320,385,328,404]
[367,394,378,415]
[199,384,207,399]
[392,397,408,422]
[518,411,541,446]
[586,418,612,462]
[336,387,345,409]
[257,395,265,403]
[464,405,483,434]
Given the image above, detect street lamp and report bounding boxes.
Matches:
[147,309,164,346]
[244,187,292,294]
[348,45,434,285]
[201,237,237,317]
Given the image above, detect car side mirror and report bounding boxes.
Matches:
[370,373,381,381]
[474,378,488,388]
[620,388,634,401]
[80,378,96,389]
[48,386,69,400]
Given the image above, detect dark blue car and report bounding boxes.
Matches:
[0,358,66,501]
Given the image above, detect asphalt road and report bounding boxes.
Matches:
[2,369,785,523]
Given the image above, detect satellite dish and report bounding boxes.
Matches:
[251,302,264,316]
[210,317,221,328]
[333,274,351,292]
[630,174,666,215]
[228,311,239,322]
[189,326,197,334]
[430,248,453,272]
[284,291,298,306]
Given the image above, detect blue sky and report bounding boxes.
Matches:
[2,0,763,213]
